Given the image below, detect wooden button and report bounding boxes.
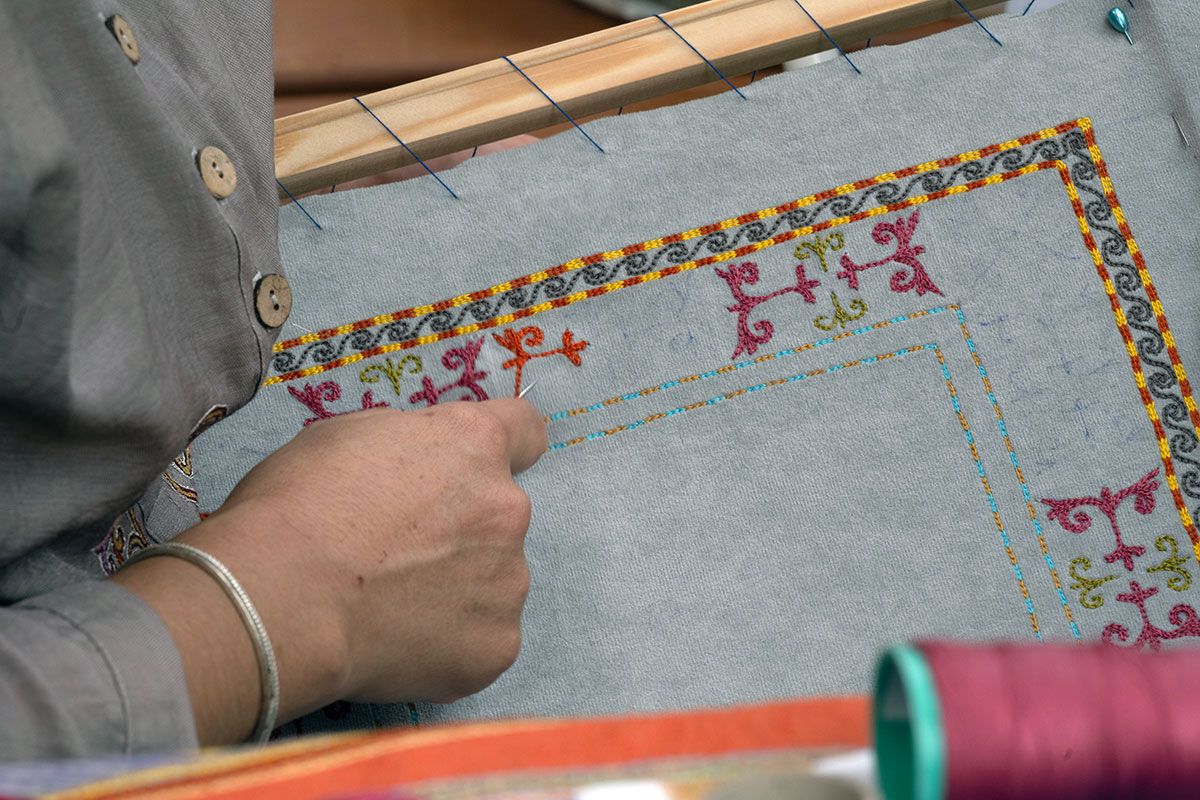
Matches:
[108,15,140,64]
[254,274,292,329]
[197,146,237,199]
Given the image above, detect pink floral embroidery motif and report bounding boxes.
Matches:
[288,380,388,425]
[715,261,820,359]
[1040,468,1159,571]
[836,210,942,296]
[1102,580,1200,650]
[409,337,490,407]
[493,326,588,397]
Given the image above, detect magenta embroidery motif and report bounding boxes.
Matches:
[1040,468,1159,571]
[288,381,389,425]
[715,261,820,358]
[1102,580,1200,651]
[409,336,490,407]
[836,210,942,296]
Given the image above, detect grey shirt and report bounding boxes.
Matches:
[0,0,282,759]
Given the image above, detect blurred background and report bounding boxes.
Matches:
[274,0,1068,120]
[272,0,1068,193]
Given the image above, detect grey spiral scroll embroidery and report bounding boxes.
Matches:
[272,135,1078,376]
[1057,130,1200,525]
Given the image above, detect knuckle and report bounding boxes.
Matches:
[482,486,531,544]
[492,627,522,674]
[498,486,532,528]
[515,560,531,599]
[497,557,531,606]
[441,628,520,701]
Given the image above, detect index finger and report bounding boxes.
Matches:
[477,398,548,474]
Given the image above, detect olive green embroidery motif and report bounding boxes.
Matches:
[813,292,867,331]
[360,356,423,396]
[793,232,844,272]
[1147,534,1192,592]
[1068,556,1118,609]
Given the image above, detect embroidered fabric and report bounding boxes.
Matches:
[192,0,1200,735]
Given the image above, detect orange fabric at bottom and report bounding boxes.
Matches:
[58,696,869,800]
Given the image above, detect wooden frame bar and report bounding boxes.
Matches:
[274,0,994,198]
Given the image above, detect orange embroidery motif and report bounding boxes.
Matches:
[493,327,589,397]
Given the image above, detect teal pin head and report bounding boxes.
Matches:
[1108,7,1133,46]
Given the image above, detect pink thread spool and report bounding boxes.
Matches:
[873,642,1200,800]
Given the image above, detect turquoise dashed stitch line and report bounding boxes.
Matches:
[935,345,1043,641]
[547,303,1072,639]
[550,342,1044,639]
[950,307,1081,640]
[547,347,931,451]
[544,306,954,423]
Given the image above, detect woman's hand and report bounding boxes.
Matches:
[113,398,546,744]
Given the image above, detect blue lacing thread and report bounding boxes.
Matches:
[653,14,746,99]
[353,96,459,199]
[952,0,1003,45]
[502,55,605,153]
[790,1,860,74]
[275,178,321,229]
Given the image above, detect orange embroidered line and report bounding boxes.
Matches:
[263,120,1200,573]
[545,307,948,422]
[545,303,1067,639]
[266,122,1082,384]
[947,306,1077,638]
[264,164,1057,386]
[1065,119,1200,567]
[548,346,928,449]
[933,344,1042,639]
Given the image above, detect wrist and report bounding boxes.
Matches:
[110,542,259,744]
[192,502,354,721]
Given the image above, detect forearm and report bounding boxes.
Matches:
[0,581,196,761]
[111,504,349,746]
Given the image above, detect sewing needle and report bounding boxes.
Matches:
[1173,113,1192,148]
[518,378,540,399]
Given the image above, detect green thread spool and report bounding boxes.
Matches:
[873,644,947,800]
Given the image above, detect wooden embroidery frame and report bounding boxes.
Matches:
[273,0,995,199]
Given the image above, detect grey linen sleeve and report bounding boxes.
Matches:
[0,581,197,761]
[0,0,280,760]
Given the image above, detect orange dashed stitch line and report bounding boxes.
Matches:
[548,341,1043,639]
[933,344,1042,638]
[542,304,1059,638]
[548,307,943,421]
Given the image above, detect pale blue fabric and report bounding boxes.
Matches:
[194,0,1200,735]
